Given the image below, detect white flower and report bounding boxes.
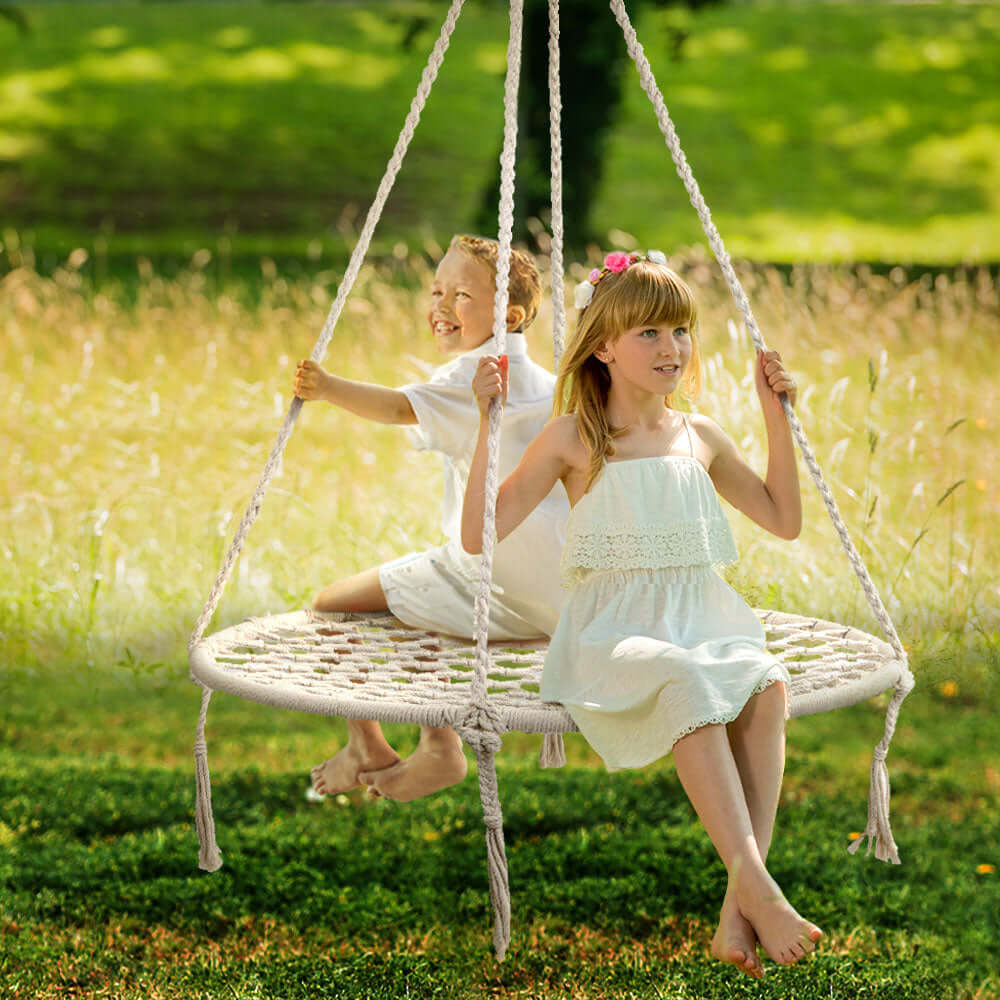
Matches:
[574,280,596,309]
[647,249,667,265]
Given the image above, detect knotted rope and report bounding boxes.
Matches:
[609,0,912,862]
[467,0,525,961]
[535,0,568,772]
[547,0,567,369]
[188,0,467,655]
[193,685,222,872]
[188,0,468,874]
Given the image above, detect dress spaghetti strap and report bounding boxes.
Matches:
[682,414,695,458]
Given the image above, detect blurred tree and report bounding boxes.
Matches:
[0,4,30,34]
[475,0,724,249]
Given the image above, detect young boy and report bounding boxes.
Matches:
[294,235,568,801]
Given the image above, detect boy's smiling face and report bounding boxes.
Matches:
[427,248,497,354]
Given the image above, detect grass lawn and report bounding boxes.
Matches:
[2,253,999,996]
[1,671,998,999]
[2,2,999,266]
[598,2,1000,264]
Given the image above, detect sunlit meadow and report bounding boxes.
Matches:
[2,234,997,698]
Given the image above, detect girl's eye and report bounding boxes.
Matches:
[674,327,688,337]
[431,289,443,297]
[456,290,471,298]
[640,328,658,338]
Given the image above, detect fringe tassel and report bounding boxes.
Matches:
[194,687,223,872]
[474,746,511,961]
[485,824,511,961]
[539,732,566,769]
[847,669,914,865]
[847,748,899,863]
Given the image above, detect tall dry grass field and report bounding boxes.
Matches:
[2,242,997,696]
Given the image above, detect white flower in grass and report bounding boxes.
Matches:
[647,249,667,265]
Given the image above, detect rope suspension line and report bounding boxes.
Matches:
[187,0,914,961]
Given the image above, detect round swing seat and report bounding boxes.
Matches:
[184,0,917,960]
[189,608,906,733]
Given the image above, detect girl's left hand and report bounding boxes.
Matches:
[472,354,508,416]
[756,349,797,412]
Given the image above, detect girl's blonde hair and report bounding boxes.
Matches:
[553,260,702,491]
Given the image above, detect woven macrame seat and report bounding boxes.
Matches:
[187,0,916,962]
[190,609,904,732]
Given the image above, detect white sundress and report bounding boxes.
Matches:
[540,418,790,771]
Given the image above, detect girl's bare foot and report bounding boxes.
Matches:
[310,740,400,796]
[735,866,822,966]
[359,728,467,801]
[711,883,763,978]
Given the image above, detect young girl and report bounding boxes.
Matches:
[461,251,822,976]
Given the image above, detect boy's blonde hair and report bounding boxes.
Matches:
[450,234,542,331]
[554,260,702,491]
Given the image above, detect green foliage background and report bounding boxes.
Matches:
[2,1,999,265]
[2,2,999,998]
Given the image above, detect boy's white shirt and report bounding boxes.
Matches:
[398,333,569,628]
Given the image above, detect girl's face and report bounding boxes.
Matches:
[427,248,496,354]
[598,320,693,396]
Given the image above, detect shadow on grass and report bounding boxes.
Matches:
[2,685,998,998]
[1,752,996,944]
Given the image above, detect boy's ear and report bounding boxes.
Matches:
[505,303,527,332]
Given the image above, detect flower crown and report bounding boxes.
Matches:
[573,249,668,310]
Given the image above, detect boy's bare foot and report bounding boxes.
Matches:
[711,884,763,978]
[735,867,822,966]
[359,728,468,801]
[311,740,400,796]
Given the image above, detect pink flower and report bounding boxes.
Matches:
[604,252,633,273]
[588,268,601,283]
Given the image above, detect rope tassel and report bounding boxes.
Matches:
[475,746,511,961]
[847,670,915,864]
[539,732,566,768]
[194,687,223,872]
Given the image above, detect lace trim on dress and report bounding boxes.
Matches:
[667,672,790,747]
[561,518,738,586]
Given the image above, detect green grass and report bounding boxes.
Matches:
[2,2,1000,266]
[598,2,1000,264]
[1,666,998,998]
[1,0,508,264]
[2,253,999,995]
[4,251,997,688]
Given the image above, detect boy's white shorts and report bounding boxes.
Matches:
[379,539,558,641]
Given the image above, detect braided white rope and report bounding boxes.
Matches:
[188,0,468,652]
[193,685,222,871]
[547,0,566,368]
[609,0,912,862]
[473,747,511,954]
[471,0,524,697]
[467,0,524,961]
[609,0,905,666]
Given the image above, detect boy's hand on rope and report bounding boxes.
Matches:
[755,349,797,414]
[473,355,508,417]
[293,359,331,402]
